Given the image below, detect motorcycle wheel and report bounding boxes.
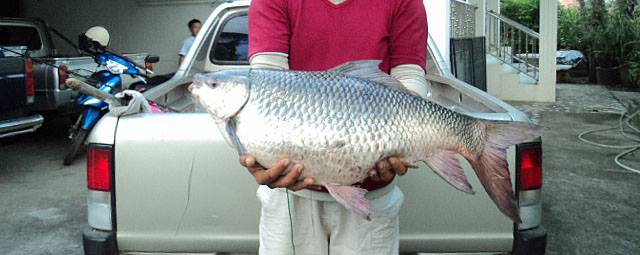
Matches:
[63,128,89,166]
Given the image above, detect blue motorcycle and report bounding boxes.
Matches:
[63,35,158,165]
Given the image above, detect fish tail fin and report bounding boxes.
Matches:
[464,121,541,223]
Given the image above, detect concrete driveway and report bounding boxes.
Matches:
[537,111,640,254]
[0,118,85,255]
[0,84,638,255]
[511,84,640,255]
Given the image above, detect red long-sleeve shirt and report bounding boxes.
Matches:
[248,0,428,73]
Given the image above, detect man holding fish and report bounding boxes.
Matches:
[244,0,428,254]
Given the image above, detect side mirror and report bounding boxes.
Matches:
[145,55,160,63]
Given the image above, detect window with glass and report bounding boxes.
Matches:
[0,25,42,51]
[209,14,249,63]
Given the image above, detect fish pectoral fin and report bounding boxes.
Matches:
[325,184,371,221]
[224,118,246,156]
[425,151,475,194]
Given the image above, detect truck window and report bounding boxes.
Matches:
[0,25,42,51]
[209,14,248,64]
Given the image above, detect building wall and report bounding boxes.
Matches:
[23,0,217,74]
[0,0,24,17]
[559,0,580,7]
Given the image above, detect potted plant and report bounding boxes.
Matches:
[628,49,640,88]
[581,0,608,83]
[588,1,640,87]
[594,0,640,87]
[620,5,640,89]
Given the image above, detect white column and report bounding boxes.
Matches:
[424,0,451,69]
[468,0,485,37]
[537,0,558,102]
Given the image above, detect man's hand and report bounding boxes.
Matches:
[368,157,411,182]
[240,155,315,191]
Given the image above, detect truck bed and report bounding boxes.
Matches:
[107,50,524,254]
[106,111,517,253]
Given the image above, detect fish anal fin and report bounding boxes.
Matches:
[425,151,474,194]
[325,184,371,221]
[328,60,410,94]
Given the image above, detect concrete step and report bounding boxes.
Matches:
[486,62,540,101]
[487,53,539,83]
[486,54,502,65]
[519,72,538,85]
[501,63,520,74]
[486,60,503,98]
[500,72,537,101]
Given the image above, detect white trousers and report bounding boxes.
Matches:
[257,185,404,255]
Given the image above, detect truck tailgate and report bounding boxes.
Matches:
[114,113,515,253]
[115,113,261,253]
[0,57,27,119]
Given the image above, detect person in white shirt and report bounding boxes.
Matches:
[178,19,201,65]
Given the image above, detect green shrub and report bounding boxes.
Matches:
[582,0,608,53]
[604,12,637,64]
[500,0,540,31]
[558,6,584,50]
[574,0,640,69]
[630,10,640,87]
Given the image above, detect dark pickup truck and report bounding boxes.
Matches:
[0,46,43,138]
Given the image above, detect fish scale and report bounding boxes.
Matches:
[191,60,540,222]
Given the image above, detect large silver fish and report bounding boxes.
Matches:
[190,60,540,222]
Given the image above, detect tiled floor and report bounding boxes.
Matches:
[509,83,634,124]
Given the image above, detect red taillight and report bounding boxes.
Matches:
[87,145,112,191]
[24,57,35,98]
[518,144,542,190]
[58,65,69,88]
[145,61,153,72]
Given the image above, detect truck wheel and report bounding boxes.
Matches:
[63,128,89,166]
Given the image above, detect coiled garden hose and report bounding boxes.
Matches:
[578,110,640,174]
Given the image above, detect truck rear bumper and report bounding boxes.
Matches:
[514,226,547,255]
[0,114,44,138]
[83,228,117,255]
[82,228,547,255]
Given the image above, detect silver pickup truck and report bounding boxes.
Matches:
[82,1,546,254]
[0,18,147,138]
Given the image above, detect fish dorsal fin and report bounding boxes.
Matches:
[328,60,410,93]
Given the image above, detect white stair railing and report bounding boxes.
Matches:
[486,10,540,82]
